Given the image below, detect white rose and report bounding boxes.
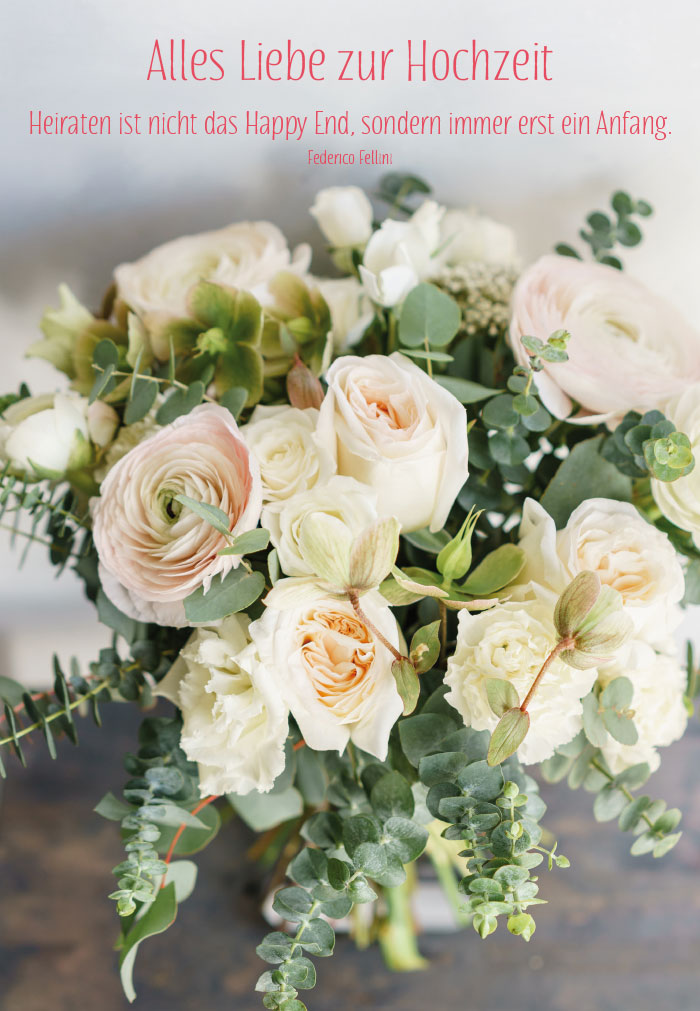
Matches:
[439,208,519,269]
[595,640,688,774]
[241,404,335,504]
[263,476,378,577]
[158,615,289,796]
[1,392,92,477]
[114,221,311,325]
[651,383,700,548]
[445,596,597,765]
[509,255,700,423]
[316,351,468,532]
[310,186,374,248]
[517,498,684,648]
[250,588,403,759]
[359,201,444,307]
[315,277,374,352]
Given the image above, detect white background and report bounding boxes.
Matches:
[1,0,699,677]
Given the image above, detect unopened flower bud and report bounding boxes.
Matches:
[555,571,632,669]
[437,507,481,583]
[286,356,324,410]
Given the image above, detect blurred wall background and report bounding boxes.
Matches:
[1,0,699,683]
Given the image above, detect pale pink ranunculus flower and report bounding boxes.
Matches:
[509,254,700,424]
[92,404,262,627]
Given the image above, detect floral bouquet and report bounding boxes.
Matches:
[1,174,698,1010]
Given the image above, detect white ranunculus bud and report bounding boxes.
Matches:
[242,404,335,505]
[651,383,700,549]
[309,186,374,248]
[1,392,92,477]
[316,352,468,532]
[359,201,445,307]
[87,400,119,448]
[445,596,598,764]
[315,277,374,352]
[262,475,377,578]
[250,588,403,759]
[157,615,289,796]
[439,208,519,270]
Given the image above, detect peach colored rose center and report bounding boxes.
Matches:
[350,378,419,434]
[575,537,652,604]
[298,608,376,717]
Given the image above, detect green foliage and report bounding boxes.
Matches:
[540,437,633,528]
[540,732,682,859]
[183,567,266,622]
[601,409,695,483]
[398,283,461,349]
[376,171,432,214]
[555,190,653,268]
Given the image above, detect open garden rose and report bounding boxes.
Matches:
[651,383,700,548]
[509,255,700,423]
[517,497,684,648]
[439,208,519,269]
[250,588,403,759]
[262,475,378,578]
[316,351,468,532]
[445,596,598,764]
[114,221,311,328]
[359,200,444,306]
[241,404,334,504]
[91,404,262,627]
[595,641,688,774]
[158,615,289,796]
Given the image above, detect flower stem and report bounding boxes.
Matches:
[0,677,110,749]
[520,638,574,713]
[161,794,218,884]
[348,591,404,664]
[92,365,216,403]
[438,599,448,667]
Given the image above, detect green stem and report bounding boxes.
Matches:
[423,337,433,378]
[590,758,656,831]
[378,867,427,971]
[0,678,110,749]
[92,366,216,403]
[288,899,321,959]
[520,638,573,713]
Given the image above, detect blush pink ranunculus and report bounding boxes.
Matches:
[509,255,700,424]
[92,404,262,627]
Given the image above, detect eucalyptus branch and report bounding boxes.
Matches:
[590,758,656,832]
[91,364,217,402]
[0,676,110,749]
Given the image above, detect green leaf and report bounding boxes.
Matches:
[462,544,526,596]
[482,394,519,430]
[219,528,270,556]
[409,621,441,674]
[96,589,140,644]
[155,803,221,856]
[124,376,158,425]
[418,751,469,787]
[216,343,264,407]
[377,172,432,202]
[488,430,530,467]
[487,709,530,767]
[228,786,303,832]
[342,814,380,857]
[174,494,231,537]
[435,376,500,403]
[581,693,609,748]
[272,886,315,923]
[94,791,134,822]
[162,859,198,903]
[401,527,451,554]
[119,883,177,1003]
[398,283,461,348]
[600,676,634,710]
[219,386,248,420]
[384,817,428,862]
[401,348,454,363]
[391,658,420,716]
[288,847,328,890]
[256,931,294,965]
[456,759,505,800]
[494,864,530,890]
[652,832,681,858]
[353,841,388,878]
[485,678,520,717]
[0,675,25,708]
[371,771,415,821]
[398,713,458,766]
[541,437,632,528]
[296,918,335,957]
[619,796,651,832]
[183,567,265,623]
[593,785,627,823]
[155,382,204,425]
[89,361,116,404]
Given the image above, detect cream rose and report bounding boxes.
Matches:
[439,208,519,269]
[92,404,262,627]
[509,255,700,423]
[157,615,289,796]
[445,597,597,765]
[241,404,334,504]
[316,352,468,532]
[114,221,311,326]
[359,201,444,307]
[310,186,374,248]
[315,277,374,352]
[651,383,700,548]
[595,641,688,774]
[1,392,93,477]
[517,498,684,648]
[263,476,378,578]
[250,588,403,759]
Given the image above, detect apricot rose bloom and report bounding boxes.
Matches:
[509,255,700,424]
[250,588,403,759]
[92,404,262,628]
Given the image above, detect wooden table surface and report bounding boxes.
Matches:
[1,702,699,1011]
